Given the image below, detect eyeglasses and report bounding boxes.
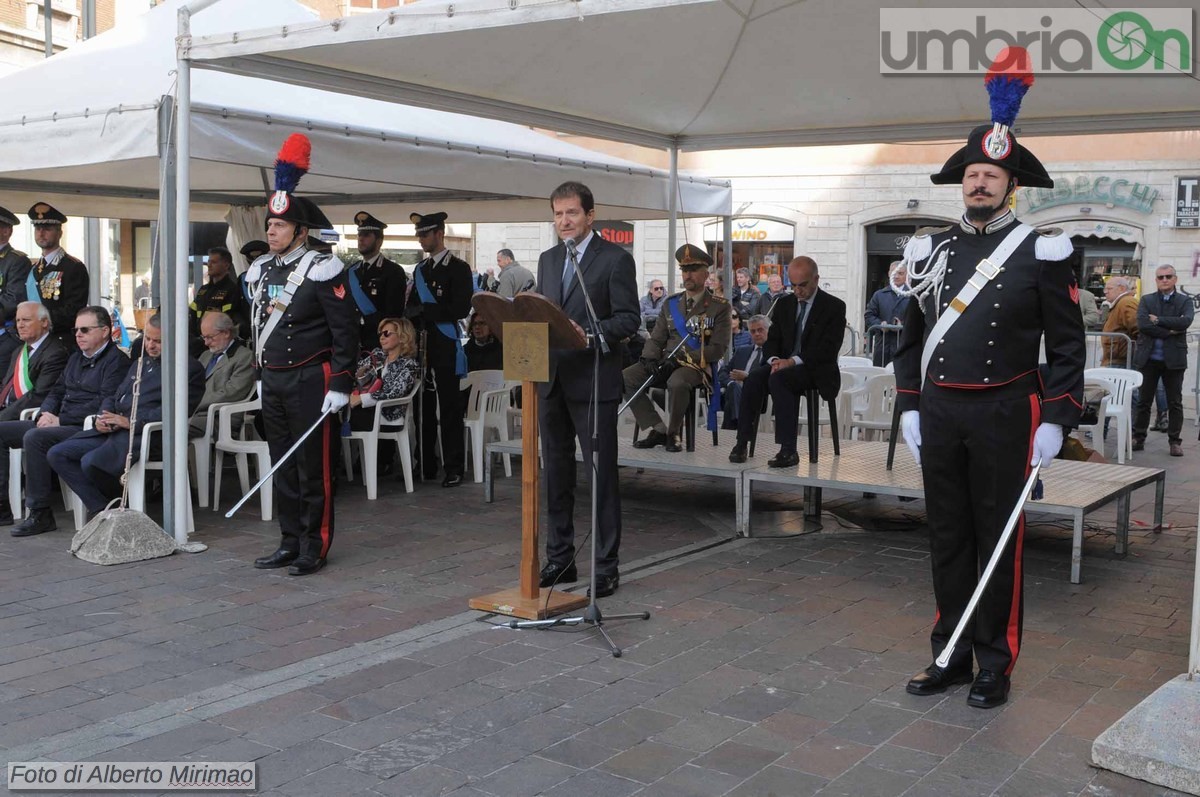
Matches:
[651,286,664,292]
[200,332,226,342]
[74,326,103,335]
[379,329,397,339]
[1157,274,1176,280]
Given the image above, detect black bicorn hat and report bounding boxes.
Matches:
[353,211,387,232]
[265,133,331,230]
[929,46,1053,190]
[240,240,269,258]
[410,211,448,234]
[675,243,713,270]
[28,202,67,225]
[0,206,19,227]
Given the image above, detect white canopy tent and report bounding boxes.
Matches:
[183,0,1200,151]
[1,0,732,544]
[0,0,730,224]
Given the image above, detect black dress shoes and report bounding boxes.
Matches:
[967,669,1010,709]
[767,449,800,468]
[442,473,463,488]
[664,434,683,453]
[10,508,56,537]
[539,562,577,588]
[728,443,748,464]
[633,429,669,449]
[288,556,327,576]
[906,662,974,696]
[254,549,299,569]
[588,572,619,598]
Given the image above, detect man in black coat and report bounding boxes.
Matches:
[189,246,250,357]
[27,203,89,351]
[718,313,771,430]
[352,211,408,351]
[406,210,472,488]
[535,182,640,598]
[894,119,1085,709]
[47,315,204,514]
[0,206,33,377]
[0,302,68,423]
[6,306,128,536]
[246,141,359,577]
[1132,264,1193,456]
[728,256,846,467]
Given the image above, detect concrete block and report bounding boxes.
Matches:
[1091,673,1200,796]
[70,509,175,565]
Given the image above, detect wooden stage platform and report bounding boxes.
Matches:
[485,437,1165,584]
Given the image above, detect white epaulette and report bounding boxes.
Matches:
[1034,227,1073,261]
[902,225,951,263]
[245,252,274,284]
[308,253,345,282]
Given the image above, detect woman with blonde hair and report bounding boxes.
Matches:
[349,317,420,475]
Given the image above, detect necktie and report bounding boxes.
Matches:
[561,240,578,303]
[205,352,223,378]
[792,301,808,356]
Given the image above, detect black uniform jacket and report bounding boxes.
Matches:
[409,251,472,370]
[190,273,251,354]
[32,251,89,343]
[536,234,640,404]
[39,343,130,427]
[893,213,1086,427]
[762,289,846,400]
[0,335,69,421]
[248,247,360,395]
[357,254,408,350]
[0,243,32,326]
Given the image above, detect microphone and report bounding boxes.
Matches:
[565,238,578,261]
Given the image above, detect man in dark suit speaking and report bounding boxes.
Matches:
[728,256,845,468]
[535,182,640,598]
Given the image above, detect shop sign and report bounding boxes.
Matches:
[594,221,634,250]
[1061,221,1142,243]
[1022,175,1160,215]
[702,218,795,242]
[1175,177,1200,228]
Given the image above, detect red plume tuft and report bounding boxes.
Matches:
[275,133,311,172]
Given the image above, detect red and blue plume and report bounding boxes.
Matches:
[273,133,311,193]
[984,46,1034,128]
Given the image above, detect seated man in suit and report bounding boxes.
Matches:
[6,306,129,535]
[728,256,846,467]
[189,311,255,438]
[47,315,204,517]
[0,302,68,521]
[718,313,771,430]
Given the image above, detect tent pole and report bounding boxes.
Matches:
[42,0,52,57]
[156,96,175,315]
[167,7,194,546]
[666,144,678,294]
[723,215,733,300]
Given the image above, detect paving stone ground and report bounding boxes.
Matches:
[0,428,1194,797]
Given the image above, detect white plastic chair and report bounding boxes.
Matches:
[1075,389,1111,457]
[126,421,194,533]
[342,379,420,497]
[846,373,897,441]
[189,387,256,509]
[800,371,864,441]
[1083,368,1142,463]
[838,356,873,368]
[7,408,39,516]
[461,370,511,482]
[212,397,272,520]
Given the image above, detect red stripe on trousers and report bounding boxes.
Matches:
[319,361,333,558]
[1005,394,1040,675]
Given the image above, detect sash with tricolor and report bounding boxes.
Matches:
[667,297,721,433]
[9,345,32,400]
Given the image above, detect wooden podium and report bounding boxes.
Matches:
[467,293,590,620]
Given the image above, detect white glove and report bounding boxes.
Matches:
[1031,422,1063,467]
[900,410,921,465]
[321,391,350,414]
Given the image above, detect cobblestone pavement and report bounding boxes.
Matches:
[0,428,1193,796]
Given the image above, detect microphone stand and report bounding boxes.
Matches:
[507,238,649,657]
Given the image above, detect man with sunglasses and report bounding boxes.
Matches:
[3,307,128,536]
[639,279,666,333]
[1132,265,1193,456]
